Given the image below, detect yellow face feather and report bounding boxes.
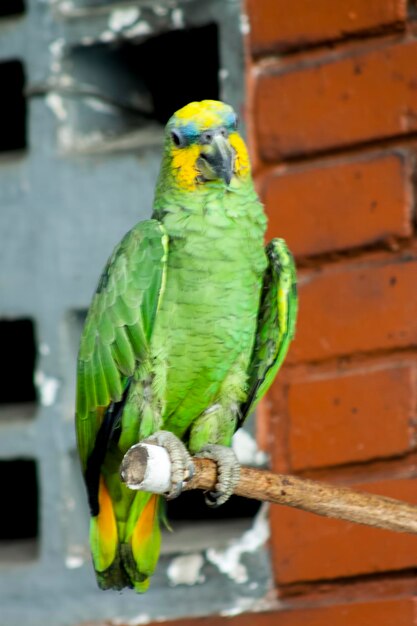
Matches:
[229,132,250,178]
[166,100,251,190]
[170,144,201,191]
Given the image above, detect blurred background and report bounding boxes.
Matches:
[2,1,417,625]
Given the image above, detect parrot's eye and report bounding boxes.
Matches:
[171,130,185,147]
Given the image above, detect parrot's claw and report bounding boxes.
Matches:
[143,430,194,499]
[195,444,240,508]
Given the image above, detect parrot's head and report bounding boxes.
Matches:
[163,100,250,191]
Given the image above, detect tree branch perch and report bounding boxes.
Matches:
[120,443,417,535]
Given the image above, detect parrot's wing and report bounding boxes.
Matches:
[239,238,297,425]
[75,219,168,472]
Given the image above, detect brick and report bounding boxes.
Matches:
[266,599,417,626]
[88,597,417,626]
[255,40,417,160]
[271,477,417,584]
[289,254,417,363]
[286,363,416,471]
[247,0,406,55]
[264,152,413,257]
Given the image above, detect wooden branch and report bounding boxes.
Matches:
[120,443,417,535]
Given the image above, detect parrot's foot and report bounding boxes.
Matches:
[143,430,194,500]
[195,444,240,508]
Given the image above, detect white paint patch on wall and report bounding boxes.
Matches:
[109,7,140,32]
[39,342,50,356]
[99,30,115,43]
[65,554,84,569]
[172,8,184,28]
[124,22,153,38]
[112,614,151,626]
[206,504,269,584]
[35,371,60,406]
[240,13,250,35]
[167,553,205,586]
[220,597,259,616]
[46,93,67,121]
[232,429,268,466]
[49,37,65,74]
[84,98,117,115]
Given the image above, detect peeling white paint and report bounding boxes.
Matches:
[58,127,105,152]
[58,1,74,16]
[39,343,50,356]
[81,36,94,46]
[112,614,151,626]
[58,74,74,87]
[65,554,84,569]
[153,5,168,16]
[220,597,258,616]
[49,38,65,61]
[219,68,229,81]
[167,553,205,586]
[99,30,116,43]
[109,7,140,33]
[233,429,268,466]
[172,8,184,29]
[206,505,269,583]
[46,93,68,121]
[124,21,153,38]
[240,13,250,35]
[58,126,74,151]
[34,371,60,407]
[85,98,117,115]
[49,38,65,75]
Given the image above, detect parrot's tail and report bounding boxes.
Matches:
[121,491,162,592]
[89,477,161,591]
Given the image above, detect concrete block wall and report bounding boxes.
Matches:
[0,2,275,625]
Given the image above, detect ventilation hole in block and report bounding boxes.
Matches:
[0,0,25,18]
[0,319,37,420]
[0,60,26,153]
[167,491,261,522]
[0,459,38,562]
[136,22,220,123]
[63,23,219,149]
[163,491,262,554]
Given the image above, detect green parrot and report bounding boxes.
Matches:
[75,100,297,592]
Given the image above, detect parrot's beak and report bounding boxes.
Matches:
[198,133,235,185]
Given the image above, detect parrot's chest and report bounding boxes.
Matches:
[151,214,267,421]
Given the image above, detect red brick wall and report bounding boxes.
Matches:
[246,0,417,623]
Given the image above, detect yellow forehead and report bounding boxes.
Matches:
[172,100,234,130]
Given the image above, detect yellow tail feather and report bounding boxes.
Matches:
[90,476,118,573]
[129,493,161,590]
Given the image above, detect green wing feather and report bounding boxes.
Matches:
[240,238,297,422]
[75,219,168,471]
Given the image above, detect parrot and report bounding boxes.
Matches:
[75,100,297,592]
